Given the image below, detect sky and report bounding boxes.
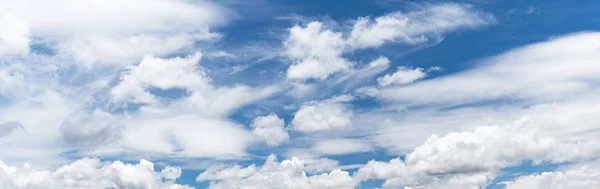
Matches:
[1,0,600,188]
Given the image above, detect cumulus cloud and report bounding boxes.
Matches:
[197,155,358,189]
[283,3,492,81]
[405,119,600,175]
[284,22,350,80]
[198,154,495,189]
[291,99,353,133]
[251,114,289,146]
[0,158,192,189]
[504,159,600,189]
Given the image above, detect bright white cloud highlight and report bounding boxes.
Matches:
[251,114,289,146]
[0,15,30,56]
[285,22,350,80]
[291,99,353,133]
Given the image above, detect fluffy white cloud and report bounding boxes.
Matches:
[0,15,30,56]
[504,159,600,189]
[311,138,373,156]
[251,114,289,146]
[283,3,492,81]
[377,66,427,86]
[355,154,497,189]
[347,3,494,48]
[285,22,350,80]
[405,119,600,176]
[291,99,353,133]
[197,155,358,189]
[0,158,192,189]
[354,97,600,188]
[198,154,495,189]
[111,52,209,104]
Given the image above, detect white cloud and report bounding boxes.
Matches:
[285,22,350,80]
[354,86,380,98]
[0,91,81,167]
[283,3,492,81]
[0,0,223,37]
[63,32,219,65]
[0,0,224,65]
[111,52,208,104]
[197,155,358,189]
[0,158,192,189]
[405,119,600,176]
[304,158,341,174]
[110,114,259,159]
[504,159,600,189]
[0,15,30,56]
[198,154,495,189]
[348,3,494,49]
[311,138,373,156]
[377,66,427,86]
[354,97,600,188]
[111,52,278,116]
[291,99,353,133]
[251,114,289,146]
[380,32,600,107]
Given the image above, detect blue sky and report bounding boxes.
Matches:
[1,0,600,188]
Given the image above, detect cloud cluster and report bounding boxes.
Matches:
[504,159,600,189]
[197,155,358,189]
[283,3,493,80]
[0,158,191,189]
